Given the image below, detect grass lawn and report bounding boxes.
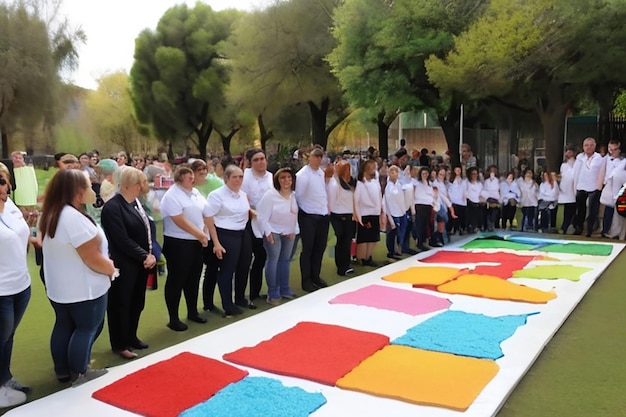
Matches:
[5,173,625,415]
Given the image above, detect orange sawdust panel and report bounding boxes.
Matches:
[381,266,464,286]
[437,274,557,304]
[336,345,499,411]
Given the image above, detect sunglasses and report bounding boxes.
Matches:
[0,178,7,186]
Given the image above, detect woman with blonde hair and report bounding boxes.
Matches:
[101,168,155,359]
[40,169,115,386]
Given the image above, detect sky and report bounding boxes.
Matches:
[58,0,268,90]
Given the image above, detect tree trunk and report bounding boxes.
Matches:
[197,122,213,160]
[258,114,273,151]
[376,112,390,159]
[537,85,570,172]
[1,126,8,158]
[218,128,240,156]
[438,105,461,168]
[308,97,330,149]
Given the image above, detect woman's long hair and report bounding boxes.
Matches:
[336,160,355,190]
[39,169,93,239]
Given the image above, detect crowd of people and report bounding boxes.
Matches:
[1,135,625,407]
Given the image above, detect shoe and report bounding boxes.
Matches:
[115,349,138,360]
[344,267,355,275]
[247,302,257,310]
[202,304,215,311]
[386,253,401,260]
[314,279,328,288]
[459,230,465,235]
[4,378,31,394]
[402,249,418,255]
[302,284,318,293]
[573,228,583,235]
[362,258,379,267]
[234,299,249,308]
[187,315,208,323]
[129,339,149,350]
[57,374,71,383]
[417,244,430,252]
[266,297,281,306]
[0,385,27,407]
[281,293,297,299]
[167,320,188,332]
[71,369,108,388]
[222,306,244,318]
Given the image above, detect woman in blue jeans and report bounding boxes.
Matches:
[0,165,33,407]
[257,168,298,305]
[40,169,116,386]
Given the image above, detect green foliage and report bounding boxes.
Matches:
[130,3,241,156]
[614,90,626,117]
[228,0,347,148]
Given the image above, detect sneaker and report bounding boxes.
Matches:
[402,248,418,255]
[281,293,297,299]
[71,369,108,388]
[344,267,355,275]
[0,385,27,407]
[222,306,244,318]
[266,297,281,306]
[4,378,31,394]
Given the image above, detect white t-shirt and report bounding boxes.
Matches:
[44,206,110,303]
[160,184,206,240]
[242,168,273,237]
[355,178,383,217]
[204,185,250,231]
[295,165,328,215]
[558,159,576,204]
[257,188,298,236]
[0,198,31,296]
[327,177,354,215]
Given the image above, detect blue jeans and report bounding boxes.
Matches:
[0,287,31,385]
[264,233,296,299]
[386,215,407,255]
[50,293,107,377]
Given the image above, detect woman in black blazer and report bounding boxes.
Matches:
[101,168,156,359]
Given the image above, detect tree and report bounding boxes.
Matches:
[329,0,488,165]
[130,3,240,158]
[85,71,153,154]
[426,0,626,171]
[0,0,85,156]
[228,0,348,150]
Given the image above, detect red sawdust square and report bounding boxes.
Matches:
[223,321,390,385]
[93,352,248,417]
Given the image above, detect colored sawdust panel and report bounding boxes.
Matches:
[462,239,535,251]
[223,322,390,386]
[392,310,537,360]
[511,265,593,282]
[336,345,499,411]
[434,274,557,304]
[420,250,538,266]
[539,242,613,256]
[329,284,451,315]
[381,266,463,286]
[180,377,327,417]
[92,352,248,417]
[472,261,535,279]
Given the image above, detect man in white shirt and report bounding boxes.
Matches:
[295,147,330,292]
[237,148,273,309]
[601,140,623,236]
[573,137,606,237]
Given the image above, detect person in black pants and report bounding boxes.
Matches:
[295,147,330,292]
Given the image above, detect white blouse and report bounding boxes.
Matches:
[256,188,298,236]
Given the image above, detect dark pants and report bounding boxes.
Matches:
[501,204,517,229]
[234,221,265,302]
[386,214,408,255]
[50,293,107,377]
[450,204,466,233]
[414,204,432,246]
[214,228,246,312]
[574,190,601,236]
[201,245,218,310]
[522,206,537,231]
[0,287,30,385]
[539,206,558,231]
[163,236,203,323]
[466,201,483,232]
[603,206,615,236]
[560,203,576,233]
[403,210,414,250]
[298,211,330,289]
[107,261,149,352]
[330,213,355,275]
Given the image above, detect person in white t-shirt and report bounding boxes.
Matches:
[160,165,209,332]
[257,168,298,305]
[558,144,577,234]
[0,164,33,407]
[573,137,606,236]
[40,169,115,387]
